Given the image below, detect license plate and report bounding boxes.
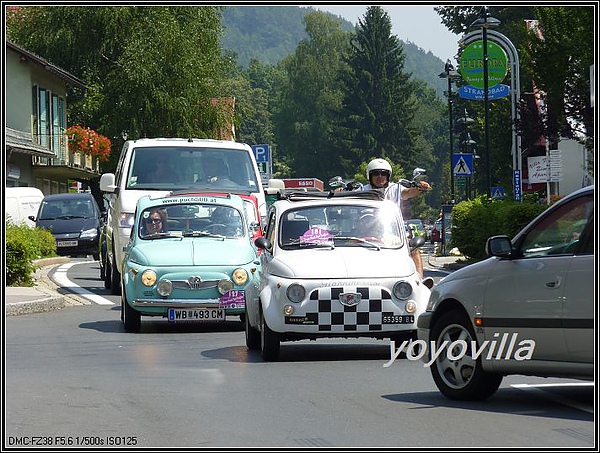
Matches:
[57,240,78,247]
[382,315,414,324]
[167,308,225,322]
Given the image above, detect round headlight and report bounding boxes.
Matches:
[232,268,248,285]
[286,283,305,303]
[218,279,234,295]
[393,281,413,300]
[141,270,157,287]
[157,279,173,297]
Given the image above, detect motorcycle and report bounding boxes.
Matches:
[327,175,363,192]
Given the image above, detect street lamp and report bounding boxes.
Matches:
[438,59,460,203]
[471,6,500,200]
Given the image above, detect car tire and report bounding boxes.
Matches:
[245,309,261,350]
[260,310,280,361]
[103,253,112,289]
[110,246,121,296]
[121,290,141,333]
[429,310,503,401]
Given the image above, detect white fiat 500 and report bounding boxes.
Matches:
[246,190,431,361]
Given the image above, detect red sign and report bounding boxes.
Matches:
[282,178,324,191]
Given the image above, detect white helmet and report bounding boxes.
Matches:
[366,158,392,180]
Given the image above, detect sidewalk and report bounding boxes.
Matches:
[4,257,85,316]
[426,250,469,271]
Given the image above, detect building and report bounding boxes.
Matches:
[5,40,99,193]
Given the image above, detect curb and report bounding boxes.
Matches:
[5,296,74,316]
[5,256,88,316]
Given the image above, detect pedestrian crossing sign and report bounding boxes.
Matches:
[452,153,473,176]
[492,186,506,199]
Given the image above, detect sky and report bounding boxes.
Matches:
[311,5,461,61]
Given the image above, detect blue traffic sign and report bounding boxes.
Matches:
[251,144,270,163]
[452,153,473,177]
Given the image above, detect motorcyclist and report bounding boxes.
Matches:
[359,158,433,287]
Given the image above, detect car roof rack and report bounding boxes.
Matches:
[276,189,384,202]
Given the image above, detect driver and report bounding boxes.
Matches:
[358,158,432,287]
[201,156,230,183]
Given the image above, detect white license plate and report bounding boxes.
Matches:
[167,308,225,322]
[57,240,78,247]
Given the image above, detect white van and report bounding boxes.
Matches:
[4,187,44,228]
[100,137,266,294]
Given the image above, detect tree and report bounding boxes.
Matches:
[274,10,352,182]
[339,6,418,178]
[435,6,594,154]
[7,6,230,172]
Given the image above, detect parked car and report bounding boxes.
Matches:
[248,190,431,361]
[5,186,44,228]
[120,192,261,333]
[417,185,594,400]
[30,192,103,259]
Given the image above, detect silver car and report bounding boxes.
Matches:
[417,185,594,400]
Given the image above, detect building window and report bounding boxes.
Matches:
[32,85,66,155]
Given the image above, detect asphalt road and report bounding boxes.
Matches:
[3,258,596,449]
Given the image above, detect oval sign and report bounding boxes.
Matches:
[460,40,508,89]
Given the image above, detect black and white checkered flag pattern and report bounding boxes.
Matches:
[305,286,395,332]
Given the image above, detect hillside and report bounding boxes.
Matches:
[221,6,448,99]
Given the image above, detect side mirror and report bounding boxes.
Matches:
[255,236,271,251]
[486,235,512,257]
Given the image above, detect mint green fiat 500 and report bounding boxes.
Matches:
[120,192,261,333]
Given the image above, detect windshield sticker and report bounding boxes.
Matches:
[160,196,219,205]
[300,227,333,243]
[219,290,246,308]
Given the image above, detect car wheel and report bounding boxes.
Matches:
[429,310,503,401]
[121,290,141,333]
[99,245,106,281]
[110,249,121,296]
[260,310,280,361]
[103,253,112,289]
[92,252,100,261]
[245,309,260,350]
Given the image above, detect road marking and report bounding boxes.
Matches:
[52,262,115,305]
[512,382,594,414]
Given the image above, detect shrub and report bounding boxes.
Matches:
[5,221,57,286]
[451,196,547,261]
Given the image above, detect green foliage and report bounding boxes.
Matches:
[8,6,229,174]
[274,10,352,182]
[451,197,547,260]
[340,6,418,179]
[5,223,57,286]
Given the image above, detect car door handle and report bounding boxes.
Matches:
[545,276,562,288]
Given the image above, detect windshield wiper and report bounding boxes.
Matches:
[331,236,381,250]
[181,230,225,239]
[283,239,335,249]
[143,232,182,240]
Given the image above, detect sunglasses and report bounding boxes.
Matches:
[146,218,162,224]
[371,170,390,177]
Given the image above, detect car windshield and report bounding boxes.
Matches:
[39,198,94,219]
[126,146,260,192]
[279,203,405,249]
[138,201,245,239]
